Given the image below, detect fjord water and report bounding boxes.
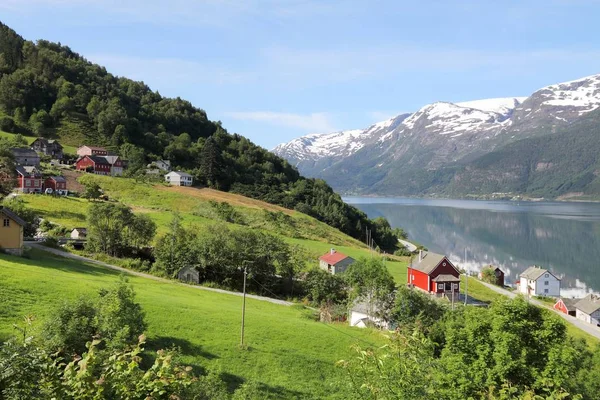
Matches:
[345,197,600,296]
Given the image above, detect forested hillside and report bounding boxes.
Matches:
[0,22,402,250]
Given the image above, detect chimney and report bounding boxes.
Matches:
[330,248,335,255]
[419,250,423,262]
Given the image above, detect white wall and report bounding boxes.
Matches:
[534,273,560,297]
[349,310,388,329]
[519,277,530,295]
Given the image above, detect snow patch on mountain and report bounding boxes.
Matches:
[539,74,600,113]
[456,97,527,115]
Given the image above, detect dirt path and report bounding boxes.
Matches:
[477,280,600,340]
[26,242,292,306]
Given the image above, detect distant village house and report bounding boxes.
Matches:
[104,155,124,176]
[407,251,461,295]
[518,266,560,297]
[15,166,43,193]
[177,266,200,284]
[31,138,63,159]
[554,298,577,316]
[349,298,389,329]
[11,148,40,167]
[165,171,193,186]
[77,145,108,157]
[44,176,67,195]
[575,294,600,327]
[0,207,25,256]
[153,160,171,172]
[319,249,354,275]
[70,228,87,239]
[76,155,111,175]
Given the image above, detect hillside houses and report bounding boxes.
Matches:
[77,145,108,157]
[76,155,111,175]
[165,171,193,186]
[518,266,561,297]
[15,166,42,193]
[407,251,461,296]
[319,249,354,274]
[31,138,63,159]
[11,148,40,167]
[44,176,67,194]
[575,294,600,327]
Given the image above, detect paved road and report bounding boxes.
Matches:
[477,279,600,340]
[26,242,292,306]
[398,239,417,252]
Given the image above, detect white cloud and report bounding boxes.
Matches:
[223,111,337,133]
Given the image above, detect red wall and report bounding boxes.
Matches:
[554,300,569,315]
[407,267,430,292]
[76,157,94,170]
[44,178,66,191]
[429,258,460,280]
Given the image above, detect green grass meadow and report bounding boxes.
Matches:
[0,249,384,398]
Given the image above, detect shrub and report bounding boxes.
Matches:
[0,116,15,132]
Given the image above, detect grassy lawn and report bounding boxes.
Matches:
[0,249,383,398]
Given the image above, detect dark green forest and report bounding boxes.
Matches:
[0,22,402,250]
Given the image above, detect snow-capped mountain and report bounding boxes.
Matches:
[273,73,600,198]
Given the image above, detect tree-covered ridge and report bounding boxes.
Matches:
[0,22,403,250]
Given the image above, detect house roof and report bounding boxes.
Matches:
[432,274,461,282]
[0,207,26,226]
[166,170,192,178]
[556,298,578,311]
[15,166,40,176]
[520,266,558,281]
[87,155,110,165]
[32,138,62,147]
[319,250,349,266]
[103,155,120,164]
[411,251,448,275]
[49,176,66,183]
[79,145,106,151]
[11,147,38,157]
[575,294,600,315]
[72,227,87,233]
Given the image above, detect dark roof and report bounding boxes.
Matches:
[32,138,62,147]
[575,294,600,315]
[411,251,447,275]
[87,155,110,164]
[49,176,66,183]
[11,147,38,157]
[520,266,558,281]
[0,207,26,226]
[556,298,578,311]
[72,227,87,233]
[432,274,461,283]
[15,165,40,176]
[319,250,350,266]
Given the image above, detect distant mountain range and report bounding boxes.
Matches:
[273,74,600,199]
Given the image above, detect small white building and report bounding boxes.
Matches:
[154,160,171,172]
[575,294,600,327]
[349,299,389,329]
[165,171,193,186]
[518,266,561,297]
[318,249,354,275]
[70,228,87,239]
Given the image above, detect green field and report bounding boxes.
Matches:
[0,249,383,398]
[0,129,78,154]
[19,174,409,275]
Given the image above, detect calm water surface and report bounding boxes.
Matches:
[344,197,600,297]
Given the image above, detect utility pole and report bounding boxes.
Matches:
[464,248,468,306]
[240,266,247,347]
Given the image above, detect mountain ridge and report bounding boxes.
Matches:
[273,73,600,199]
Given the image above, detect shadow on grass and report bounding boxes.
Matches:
[149,336,218,360]
[220,373,308,399]
[17,249,123,278]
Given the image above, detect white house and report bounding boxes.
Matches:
[165,171,193,186]
[70,228,87,239]
[518,266,561,297]
[155,160,171,172]
[349,299,389,329]
[575,294,600,327]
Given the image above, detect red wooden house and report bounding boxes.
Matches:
[15,166,42,193]
[407,251,461,295]
[44,176,67,194]
[76,155,111,175]
[553,298,577,316]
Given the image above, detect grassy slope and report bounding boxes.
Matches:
[0,249,382,398]
[20,173,409,275]
[0,129,78,154]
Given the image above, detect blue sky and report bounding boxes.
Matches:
[2,0,600,149]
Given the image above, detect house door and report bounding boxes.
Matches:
[444,282,452,292]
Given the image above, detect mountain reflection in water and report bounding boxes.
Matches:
[345,197,600,297]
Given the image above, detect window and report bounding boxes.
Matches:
[544,281,549,286]
[25,180,30,187]
[544,289,549,294]
[3,219,9,227]
[437,284,444,290]
[442,262,447,266]
[545,273,549,278]
[453,283,459,290]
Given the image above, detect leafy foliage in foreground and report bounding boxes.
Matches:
[340,297,599,400]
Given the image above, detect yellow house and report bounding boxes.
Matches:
[0,207,25,256]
